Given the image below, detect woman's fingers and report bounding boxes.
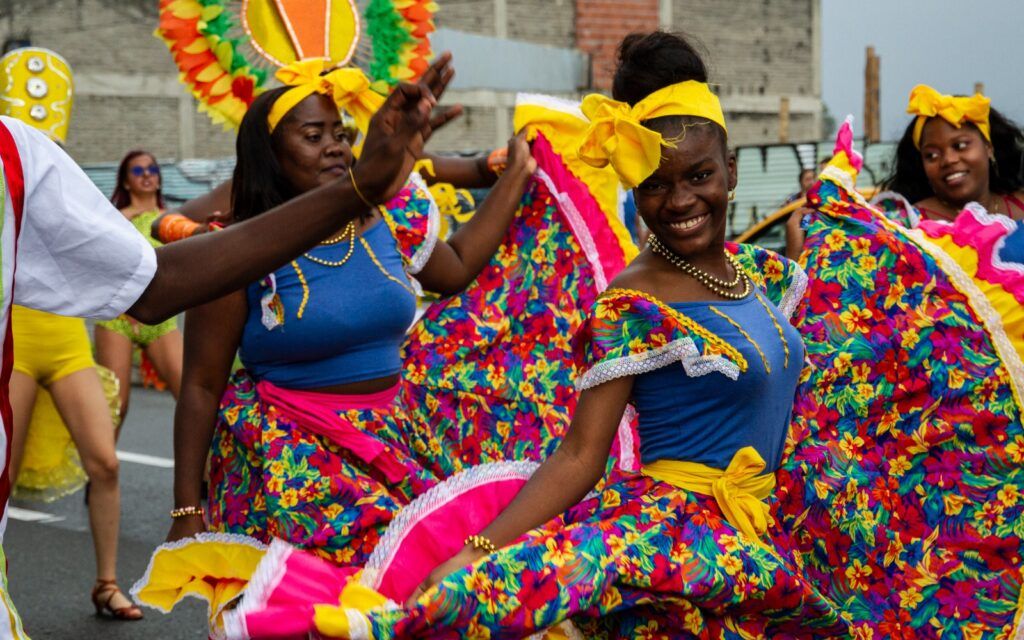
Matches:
[421,52,454,100]
[404,583,427,609]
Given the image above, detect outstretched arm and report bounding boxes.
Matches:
[420,153,497,189]
[409,374,633,605]
[414,130,535,295]
[128,54,461,324]
[166,292,246,542]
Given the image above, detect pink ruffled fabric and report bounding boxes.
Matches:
[918,206,1024,304]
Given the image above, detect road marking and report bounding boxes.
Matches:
[116,450,174,468]
[7,507,64,524]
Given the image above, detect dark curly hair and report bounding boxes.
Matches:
[880,107,1024,204]
[611,31,725,150]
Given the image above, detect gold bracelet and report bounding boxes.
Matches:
[170,505,205,519]
[464,534,498,554]
[349,170,375,209]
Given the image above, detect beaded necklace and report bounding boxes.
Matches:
[648,234,750,300]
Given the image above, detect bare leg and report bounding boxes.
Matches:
[7,371,38,483]
[94,325,134,437]
[143,328,183,399]
[49,368,139,617]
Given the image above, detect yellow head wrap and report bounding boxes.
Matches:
[267,59,384,135]
[907,84,991,149]
[578,81,727,189]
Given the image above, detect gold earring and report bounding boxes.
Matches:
[728,190,736,201]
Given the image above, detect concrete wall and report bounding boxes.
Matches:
[0,0,822,162]
[0,0,236,163]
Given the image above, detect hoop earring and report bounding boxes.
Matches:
[728,190,736,202]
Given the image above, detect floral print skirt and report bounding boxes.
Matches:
[207,371,440,566]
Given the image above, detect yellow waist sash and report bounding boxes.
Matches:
[641,446,776,543]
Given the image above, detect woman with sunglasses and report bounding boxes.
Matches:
[95,151,185,428]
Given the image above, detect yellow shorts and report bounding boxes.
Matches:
[11,305,95,386]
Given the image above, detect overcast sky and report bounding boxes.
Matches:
[821,0,1024,141]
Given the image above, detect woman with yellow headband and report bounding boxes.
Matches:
[164,58,538,565]
[206,32,844,639]
[879,84,1024,222]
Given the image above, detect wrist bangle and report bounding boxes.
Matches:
[464,534,498,555]
[349,170,375,209]
[170,505,205,519]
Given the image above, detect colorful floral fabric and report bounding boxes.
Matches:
[401,131,635,478]
[775,167,1024,639]
[208,371,439,566]
[572,244,804,390]
[208,129,637,566]
[314,475,846,639]
[379,172,440,276]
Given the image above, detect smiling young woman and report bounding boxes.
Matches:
[880,85,1024,222]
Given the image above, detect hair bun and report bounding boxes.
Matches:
[612,31,708,105]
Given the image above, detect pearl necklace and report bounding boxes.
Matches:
[303,220,357,267]
[648,234,751,300]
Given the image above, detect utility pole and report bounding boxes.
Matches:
[864,46,880,143]
[779,96,790,143]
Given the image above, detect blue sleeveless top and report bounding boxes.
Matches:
[240,219,418,389]
[630,291,804,471]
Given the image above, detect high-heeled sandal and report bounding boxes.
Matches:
[91,579,144,621]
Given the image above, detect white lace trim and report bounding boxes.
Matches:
[961,203,1024,278]
[515,93,585,121]
[221,538,295,640]
[405,172,441,276]
[129,532,268,612]
[778,262,808,320]
[905,226,1024,413]
[615,404,637,472]
[535,167,608,291]
[576,337,740,391]
[870,190,921,228]
[361,460,540,590]
[820,165,870,207]
[346,610,372,640]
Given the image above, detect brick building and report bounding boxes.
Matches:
[0,0,821,164]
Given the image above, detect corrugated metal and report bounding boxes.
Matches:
[82,159,236,207]
[730,139,895,236]
[80,139,897,222]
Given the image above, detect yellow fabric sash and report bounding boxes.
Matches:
[642,446,775,543]
[577,81,728,189]
[267,59,385,135]
[907,84,991,148]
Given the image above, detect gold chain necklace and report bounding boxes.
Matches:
[648,234,750,300]
[303,221,357,267]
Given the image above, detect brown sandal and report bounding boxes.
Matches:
[91,579,143,621]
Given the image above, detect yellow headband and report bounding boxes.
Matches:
[907,84,991,149]
[267,59,384,135]
[577,81,727,189]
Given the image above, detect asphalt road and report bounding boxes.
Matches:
[6,388,211,639]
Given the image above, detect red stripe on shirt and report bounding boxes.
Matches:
[0,121,27,518]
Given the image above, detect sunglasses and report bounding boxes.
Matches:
[130,164,161,177]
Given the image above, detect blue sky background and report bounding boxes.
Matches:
[821,0,1024,141]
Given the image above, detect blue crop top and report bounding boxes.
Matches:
[240,219,418,389]
[630,291,804,471]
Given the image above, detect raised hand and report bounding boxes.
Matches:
[354,53,462,204]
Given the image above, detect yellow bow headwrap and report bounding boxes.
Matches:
[907,84,991,149]
[578,81,728,189]
[267,59,385,135]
